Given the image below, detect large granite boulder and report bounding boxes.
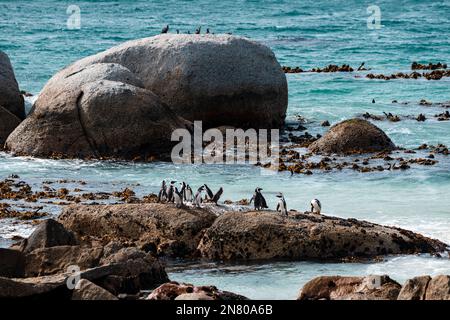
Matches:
[0,106,21,145]
[297,275,401,300]
[58,203,217,258]
[309,119,396,155]
[6,63,190,159]
[0,50,24,119]
[197,211,447,261]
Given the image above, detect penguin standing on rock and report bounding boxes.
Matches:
[161,25,169,34]
[194,186,205,208]
[166,181,176,202]
[174,187,183,208]
[185,184,193,202]
[158,180,167,202]
[204,184,224,204]
[195,26,201,34]
[276,193,288,216]
[311,199,322,214]
[250,188,268,210]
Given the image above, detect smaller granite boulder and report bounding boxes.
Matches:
[425,275,450,300]
[72,279,118,300]
[147,282,248,300]
[22,219,78,254]
[309,119,396,154]
[298,275,401,300]
[397,275,431,300]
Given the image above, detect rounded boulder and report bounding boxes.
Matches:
[309,119,396,154]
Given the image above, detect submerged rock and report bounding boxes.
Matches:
[297,275,401,300]
[197,211,447,261]
[58,203,217,258]
[309,118,396,154]
[147,282,248,300]
[0,50,24,120]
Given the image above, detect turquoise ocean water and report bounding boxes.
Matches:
[1,0,449,299]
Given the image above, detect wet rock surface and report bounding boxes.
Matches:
[58,203,217,258]
[197,210,447,261]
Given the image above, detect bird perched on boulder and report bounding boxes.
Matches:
[161,25,169,34]
[310,199,322,214]
[195,26,201,34]
[276,192,288,216]
[250,188,268,210]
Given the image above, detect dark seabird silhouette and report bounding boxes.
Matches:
[176,29,179,34]
[206,28,210,34]
[157,180,167,202]
[195,26,201,34]
[204,184,223,204]
[161,25,169,34]
[372,99,376,103]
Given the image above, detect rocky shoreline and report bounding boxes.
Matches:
[0,202,449,300]
[298,274,450,300]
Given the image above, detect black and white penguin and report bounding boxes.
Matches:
[161,25,169,34]
[166,181,176,202]
[194,186,205,208]
[206,28,210,34]
[176,29,180,34]
[174,187,183,208]
[157,180,167,202]
[276,192,288,216]
[250,188,268,210]
[195,26,201,34]
[311,198,322,214]
[185,184,194,202]
[180,182,186,199]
